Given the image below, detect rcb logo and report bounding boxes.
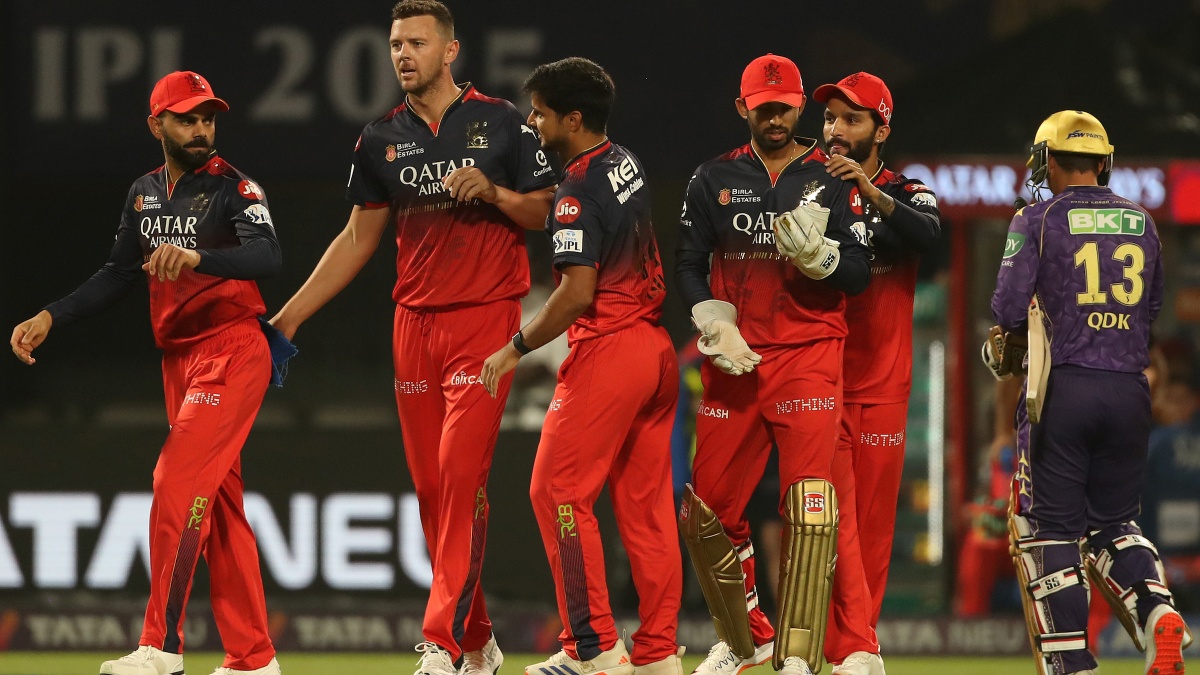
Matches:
[466,121,489,149]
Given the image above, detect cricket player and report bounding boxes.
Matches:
[268,2,555,674]
[813,72,941,675]
[987,110,1192,675]
[10,71,283,675]
[480,56,682,675]
[675,53,872,675]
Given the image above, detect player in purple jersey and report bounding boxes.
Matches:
[986,110,1191,675]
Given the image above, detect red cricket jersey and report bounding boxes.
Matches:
[843,166,941,403]
[346,84,557,309]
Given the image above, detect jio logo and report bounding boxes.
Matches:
[555,196,581,224]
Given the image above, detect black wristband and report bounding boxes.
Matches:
[512,331,533,355]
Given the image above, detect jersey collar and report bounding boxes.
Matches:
[403,82,472,134]
[562,139,611,182]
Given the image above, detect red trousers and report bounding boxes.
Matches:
[141,320,274,670]
[823,401,906,659]
[530,322,682,665]
[393,300,519,659]
[691,340,878,659]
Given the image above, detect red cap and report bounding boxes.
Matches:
[813,72,893,124]
[740,54,805,110]
[149,71,229,117]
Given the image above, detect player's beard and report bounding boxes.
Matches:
[750,119,798,153]
[163,135,215,172]
[827,135,873,163]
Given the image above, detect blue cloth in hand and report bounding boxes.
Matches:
[257,316,298,387]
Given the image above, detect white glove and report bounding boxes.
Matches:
[772,203,841,280]
[691,300,763,376]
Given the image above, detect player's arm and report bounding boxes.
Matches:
[12,208,144,364]
[825,157,941,253]
[480,263,595,397]
[269,204,390,340]
[490,184,556,230]
[983,210,1039,379]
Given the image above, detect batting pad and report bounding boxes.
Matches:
[774,479,838,672]
[679,484,757,659]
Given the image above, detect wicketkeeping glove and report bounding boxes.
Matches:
[772,202,841,280]
[691,300,762,376]
[981,325,1027,381]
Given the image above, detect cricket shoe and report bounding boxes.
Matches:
[636,647,685,675]
[1145,604,1191,675]
[209,657,281,675]
[830,652,885,675]
[99,645,184,675]
[691,641,772,675]
[461,635,504,675]
[526,640,634,675]
[779,656,813,675]
[415,642,457,675]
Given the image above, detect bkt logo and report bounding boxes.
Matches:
[803,492,825,514]
[450,371,481,386]
[1068,208,1145,236]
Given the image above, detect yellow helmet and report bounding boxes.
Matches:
[1027,110,1115,185]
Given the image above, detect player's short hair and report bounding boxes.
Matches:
[524,57,615,134]
[1051,151,1105,174]
[392,0,454,40]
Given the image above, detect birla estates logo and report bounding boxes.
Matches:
[134,195,160,212]
[718,189,732,206]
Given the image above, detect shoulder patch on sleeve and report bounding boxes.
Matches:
[237,179,265,200]
[1003,232,1026,258]
[242,203,274,228]
[553,228,584,254]
[910,191,938,208]
[554,196,582,224]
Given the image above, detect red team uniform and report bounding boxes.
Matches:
[676,138,878,661]
[346,83,555,658]
[822,167,941,658]
[45,152,282,671]
[531,140,682,665]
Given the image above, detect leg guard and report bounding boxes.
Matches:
[1082,522,1191,652]
[773,479,838,672]
[1009,505,1094,675]
[678,484,756,659]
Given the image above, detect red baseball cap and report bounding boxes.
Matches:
[740,54,805,110]
[813,72,893,125]
[149,71,229,117]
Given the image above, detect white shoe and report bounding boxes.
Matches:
[210,657,281,675]
[635,648,685,675]
[779,656,813,675]
[831,652,885,675]
[525,640,634,675]
[1145,604,1190,675]
[416,642,457,675]
[99,646,184,675]
[691,641,772,675]
[461,635,504,675]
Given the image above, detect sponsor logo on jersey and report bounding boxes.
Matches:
[238,180,265,200]
[393,378,429,394]
[1067,208,1145,236]
[466,121,489,149]
[904,182,930,193]
[397,158,475,196]
[910,191,937,208]
[803,492,825,514]
[696,403,730,419]
[607,156,645,204]
[554,197,582,224]
[849,186,864,215]
[533,150,552,177]
[553,228,584,254]
[183,391,221,406]
[1003,232,1025,258]
[719,188,732,205]
[385,141,422,162]
[1067,129,1104,140]
[133,194,160,212]
[242,204,274,228]
[774,396,836,415]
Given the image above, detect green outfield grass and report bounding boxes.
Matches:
[0,652,1150,675]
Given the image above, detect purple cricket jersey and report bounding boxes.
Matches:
[991,185,1163,373]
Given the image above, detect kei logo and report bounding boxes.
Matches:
[557,504,578,538]
[803,492,825,514]
[466,121,489,149]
